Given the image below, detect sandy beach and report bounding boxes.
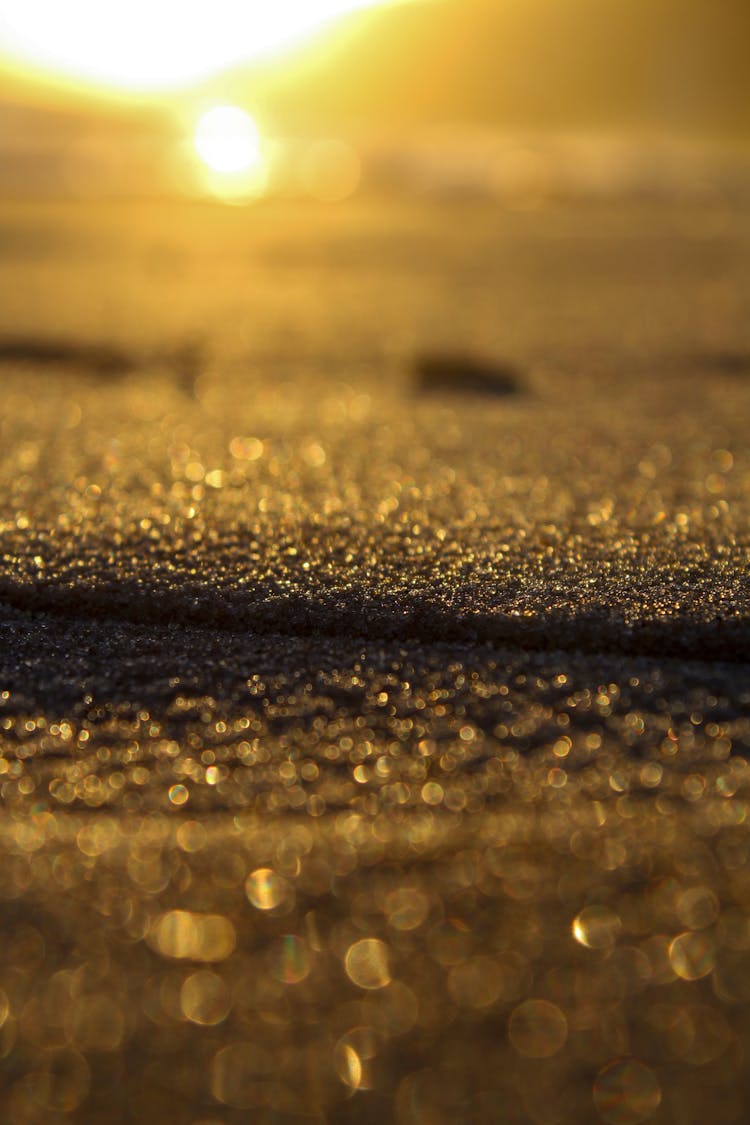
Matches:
[0,193,748,1122]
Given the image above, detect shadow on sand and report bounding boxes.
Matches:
[0,568,746,666]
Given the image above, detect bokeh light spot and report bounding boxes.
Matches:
[345,938,391,990]
[508,999,568,1058]
[148,910,236,962]
[270,934,312,984]
[668,930,715,980]
[573,905,623,951]
[593,1058,661,1125]
[245,867,294,913]
[180,970,231,1025]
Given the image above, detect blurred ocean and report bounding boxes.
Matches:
[1,98,749,204]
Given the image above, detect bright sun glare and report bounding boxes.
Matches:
[194,106,262,173]
[0,0,412,92]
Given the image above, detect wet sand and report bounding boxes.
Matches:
[0,195,748,1122]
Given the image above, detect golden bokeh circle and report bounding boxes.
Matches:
[593,1058,661,1125]
[508,999,568,1058]
[344,938,391,990]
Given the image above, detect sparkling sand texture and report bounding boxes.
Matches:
[0,195,748,1122]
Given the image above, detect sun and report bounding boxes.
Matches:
[190,105,270,201]
[194,106,262,174]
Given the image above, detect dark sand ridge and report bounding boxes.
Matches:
[0,546,748,661]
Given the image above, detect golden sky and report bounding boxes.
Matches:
[0,0,748,137]
[0,0,419,91]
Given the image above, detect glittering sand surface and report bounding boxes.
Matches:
[0,195,749,1123]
